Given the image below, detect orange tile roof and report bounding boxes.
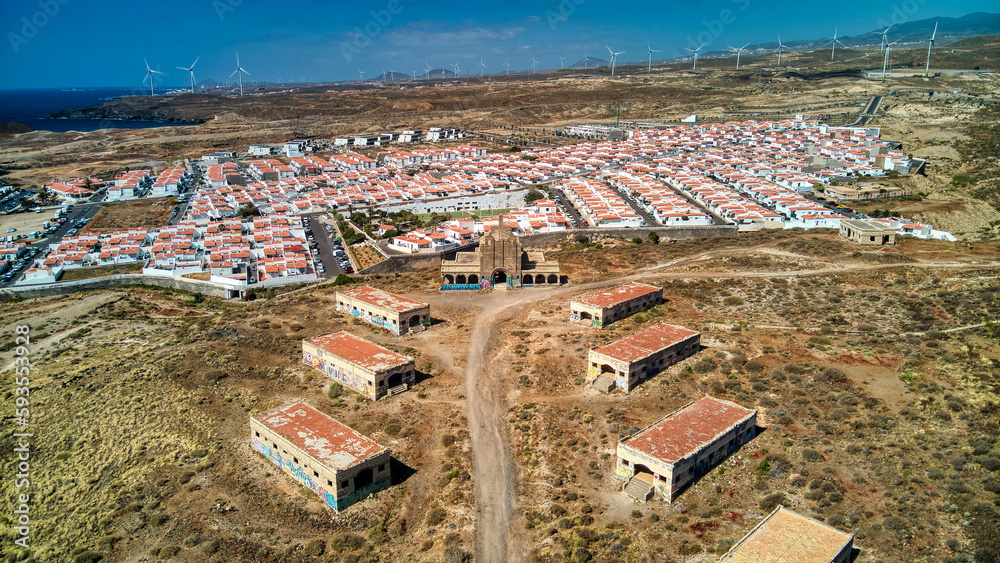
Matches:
[338,286,428,314]
[592,323,699,363]
[306,331,412,372]
[575,282,661,309]
[719,506,853,563]
[252,402,386,470]
[623,396,755,465]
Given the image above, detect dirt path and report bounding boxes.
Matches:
[460,252,999,561]
[464,288,564,563]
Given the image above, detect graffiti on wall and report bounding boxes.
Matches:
[252,437,338,509]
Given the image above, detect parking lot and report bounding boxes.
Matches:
[0,208,60,240]
[302,213,350,279]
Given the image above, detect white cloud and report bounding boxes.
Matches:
[386,23,525,46]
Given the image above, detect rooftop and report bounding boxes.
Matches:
[841,218,895,233]
[574,282,661,309]
[306,331,412,372]
[592,323,699,363]
[719,506,854,563]
[253,402,386,470]
[622,396,755,465]
[338,286,428,313]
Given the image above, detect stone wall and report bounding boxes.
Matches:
[519,225,737,248]
[361,225,737,275]
[4,274,231,299]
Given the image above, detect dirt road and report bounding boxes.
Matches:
[464,288,564,563]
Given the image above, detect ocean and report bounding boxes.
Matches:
[0,88,190,133]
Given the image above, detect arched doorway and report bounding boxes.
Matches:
[522,274,534,285]
[443,274,454,284]
[456,274,466,284]
[409,315,421,327]
[468,274,479,284]
[492,270,508,285]
[387,372,403,388]
[580,311,593,321]
[354,468,374,488]
[633,463,655,484]
[548,274,558,284]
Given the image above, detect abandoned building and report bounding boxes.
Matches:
[336,286,430,334]
[250,402,391,512]
[719,505,855,563]
[587,322,700,392]
[302,331,415,400]
[440,224,563,288]
[570,282,663,327]
[616,395,757,502]
[839,218,896,246]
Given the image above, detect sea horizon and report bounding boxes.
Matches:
[0,87,194,133]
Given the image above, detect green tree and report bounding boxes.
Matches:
[647,231,660,245]
[525,188,545,204]
[238,203,261,218]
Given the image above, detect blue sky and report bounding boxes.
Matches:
[1,0,995,89]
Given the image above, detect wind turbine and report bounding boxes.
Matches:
[826,27,846,61]
[230,52,250,96]
[411,69,418,80]
[531,56,538,74]
[142,58,162,96]
[388,68,396,82]
[606,45,624,77]
[503,57,511,76]
[479,58,486,77]
[424,61,432,80]
[925,22,938,77]
[559,55,567,69]
[646,44,661,73]
[381,67,387,83]
[882,35,904,83]
[729,43,750,69]
[582,52,590,69]
[176,57,199,93]
[684,43,706,71]
[776,34,786,67]
[879,25,892,54]
[451,62,460,77]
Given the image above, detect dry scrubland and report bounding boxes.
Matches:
[83,198,178,234]
[0,230,998,562]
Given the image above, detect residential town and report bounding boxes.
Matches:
[1,117,952,291]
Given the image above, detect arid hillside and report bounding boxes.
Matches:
[1,231,998,562]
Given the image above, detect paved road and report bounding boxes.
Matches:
[550,187,585,227]
[848,95,883,127]
[302,213,341,279]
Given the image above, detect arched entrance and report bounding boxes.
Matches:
[492,270,508,285]
[547,274,558,284]
[443,274,454,284]
[354,467,374,488]
[522,274,534,285]
[408,315,421,327]
[633,463,655,483]
[468,274,479,284]
[456,274,466,284]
